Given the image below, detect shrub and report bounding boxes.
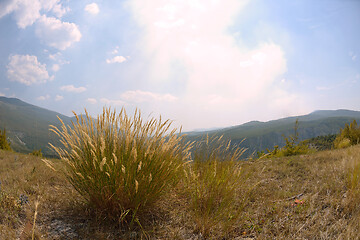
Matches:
[279,119,310,156]
[258,119,311,158]
[336,138,351,149]
[0,128,12,151]
[45,108,191,225]
[302,134,337,151]
[29,149,42,157]
[334,120,360,149]
[185,135,245,237]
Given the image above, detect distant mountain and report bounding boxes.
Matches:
[0,97,73,156]
[185,110,360,158]
[1,96,360,158]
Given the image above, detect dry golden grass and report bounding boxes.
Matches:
[238,146,360,239]
[46,108,192,227]
[1,143,360,239]
[0,150,79,239]
[183,136,246,238]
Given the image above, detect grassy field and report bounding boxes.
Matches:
[1,144,360,239]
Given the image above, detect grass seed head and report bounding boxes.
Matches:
[48,107,190,224]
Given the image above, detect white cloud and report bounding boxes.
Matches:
[60,85,86,93]
[106,56,127,64]
[111,49,119,54]
[0,0,69,28]
[87,98,97,104]
[48,52,69,71]
[110,46,119,54]
[55,95,63,101]
[35,15,81,50]
[7,54,52,85]
[0,0,41,28]
[40,0,69,18]
[0,0,17,19]
[126,0,306,130]
[48,52,61,60]
[49,52,70,64]
[264,88,303,117]
[96,91,177,110]
[349,51,357,61]
[85,3,99,15]
[37,94,50,100]
[154,18,185,29]
[52,64,60,72]
[121,90,177,103]
[0,92,5,97]
[100,98,126,106]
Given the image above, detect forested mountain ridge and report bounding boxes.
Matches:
[185,110,360,157]
[1,96,360,157]
[0,97,73,156]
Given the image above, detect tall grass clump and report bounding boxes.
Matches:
[347,149,360,199]
[46,107,191,224]
[185,135,246,238]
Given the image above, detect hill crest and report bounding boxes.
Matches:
[1,96,360,157]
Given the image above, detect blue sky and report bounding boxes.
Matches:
[0,0,359,131]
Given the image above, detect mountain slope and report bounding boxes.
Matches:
[1,96,360,158]
[0,97,73,156]
[186,110,360,157]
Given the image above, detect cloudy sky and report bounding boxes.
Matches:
[0,0,359,131]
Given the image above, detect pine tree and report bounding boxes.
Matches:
[0,128,12,151]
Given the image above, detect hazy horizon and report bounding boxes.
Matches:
[1,0,359,131]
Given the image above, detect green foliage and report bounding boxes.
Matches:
[280,119,310,156]
[334,120,360,149]
[336,138,351,149]
[185,135,246,237]
[0,129,12,151]
[45,108,191,226]
[257,119,311,158]
[302,134,337,150]
[29,149,42,157]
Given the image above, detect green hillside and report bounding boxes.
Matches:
[1,96,360,158]
[0,97,73,156]
[186,110,360,157]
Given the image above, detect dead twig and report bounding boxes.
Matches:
[273,193,304,202]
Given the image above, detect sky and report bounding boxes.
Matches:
[0,0,359,131]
